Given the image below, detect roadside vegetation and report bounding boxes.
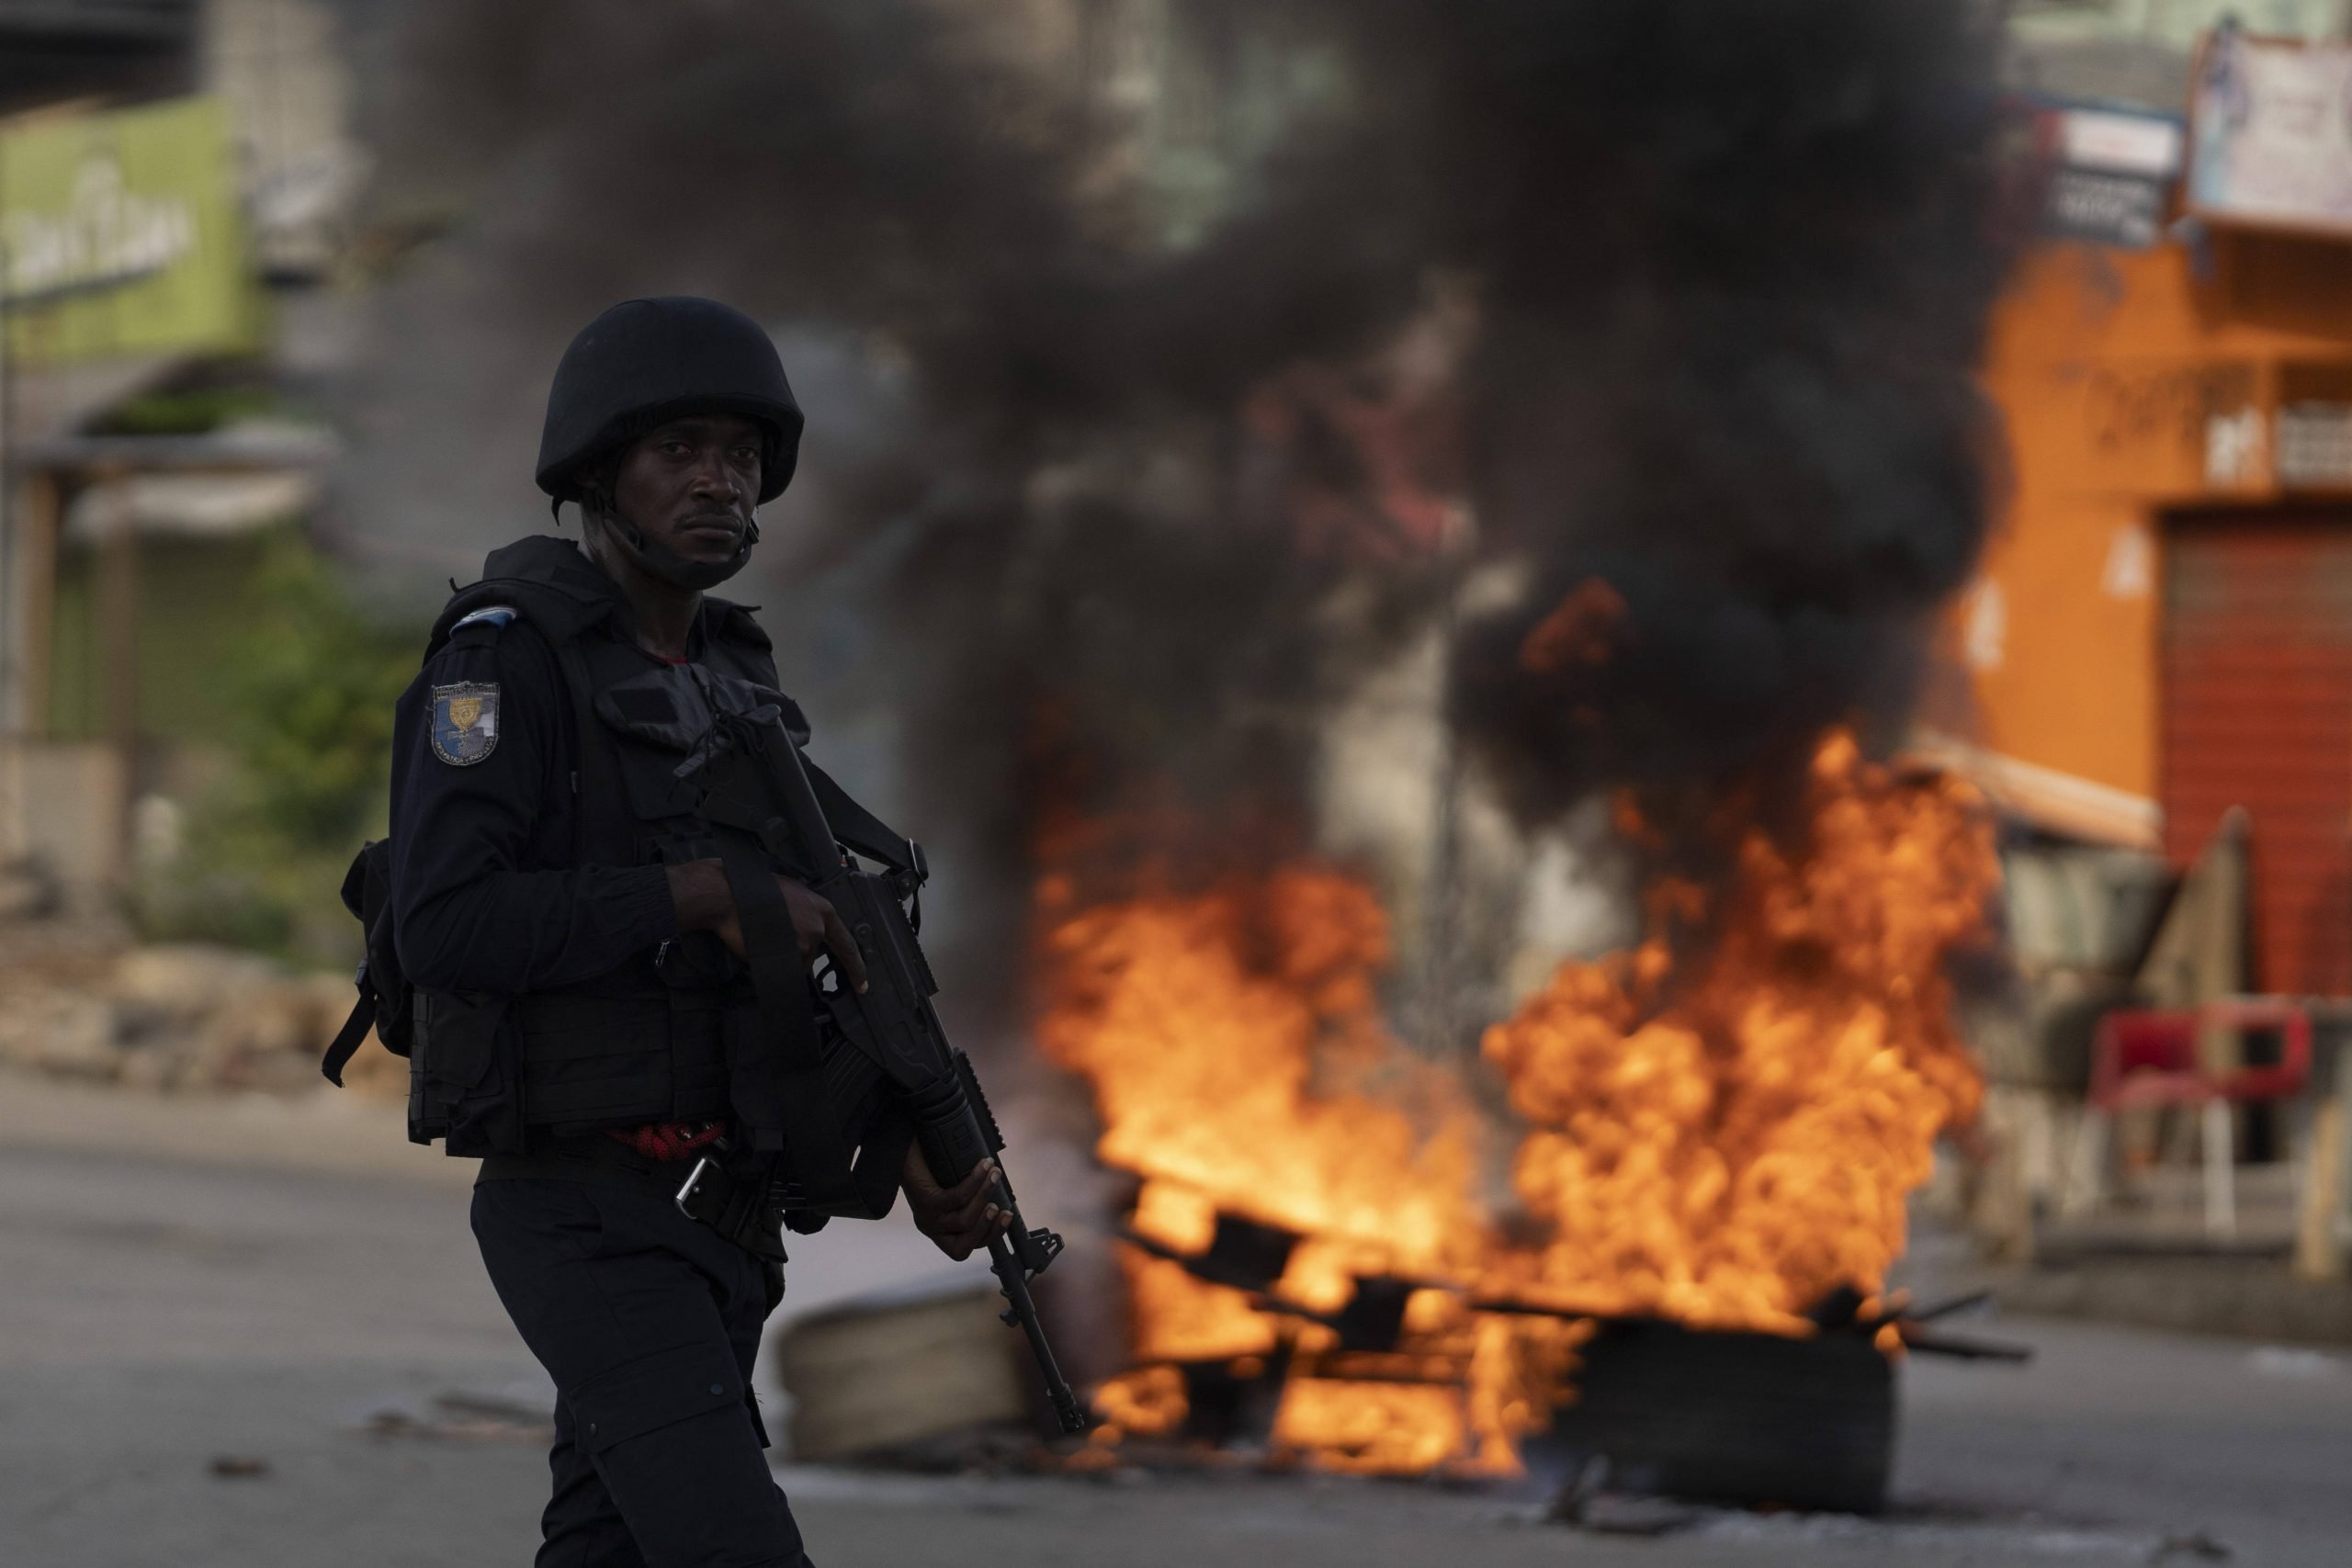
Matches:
[134,536,424,966]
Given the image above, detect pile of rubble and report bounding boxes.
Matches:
[0,916,401,1099]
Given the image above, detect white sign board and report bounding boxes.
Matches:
[2188,30,2352,235]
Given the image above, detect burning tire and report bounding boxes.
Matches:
[1532,1318,1895,1516]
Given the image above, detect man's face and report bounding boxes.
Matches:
[609,412,765,565]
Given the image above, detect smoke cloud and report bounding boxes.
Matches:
[1415,1,2012,833]
[340,0,2011,1007]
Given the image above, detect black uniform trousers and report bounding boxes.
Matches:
[471,1177,813,1568]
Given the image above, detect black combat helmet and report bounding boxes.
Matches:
[537,296,804,504]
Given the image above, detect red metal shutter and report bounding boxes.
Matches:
[2162,513,2352,996]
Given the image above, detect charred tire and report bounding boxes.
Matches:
[1530,1318,1894,1516]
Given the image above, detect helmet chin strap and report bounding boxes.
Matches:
[582,504,758,592]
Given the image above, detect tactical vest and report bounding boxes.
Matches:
[411,535,802,1155]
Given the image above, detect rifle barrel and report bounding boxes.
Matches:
[990,1232,1088,1434]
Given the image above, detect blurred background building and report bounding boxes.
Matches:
[0,0,357,908]
[1972,1,2352,996]
[1946,6,2352,1010]
[1927,1,2352,1266]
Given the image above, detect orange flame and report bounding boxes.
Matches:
[1036,863,1497,1470]
[1037,867,1481,1272]
[1037,729,1997,1474]
[1479,731,1995,1333]
[1518,578,1628,674]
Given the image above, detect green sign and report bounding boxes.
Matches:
[1,96,259,365]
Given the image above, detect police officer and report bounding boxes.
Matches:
[387,298,1003,1566]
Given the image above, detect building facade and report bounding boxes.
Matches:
[1965,13,2352,996]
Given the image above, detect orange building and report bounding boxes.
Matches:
[1958,230,2352,993]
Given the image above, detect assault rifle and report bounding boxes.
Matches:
[674,704,1086,1436]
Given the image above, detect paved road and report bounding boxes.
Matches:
[2,1075,2348,1567]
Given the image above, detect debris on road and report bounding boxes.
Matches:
[0,918,391,1098]
[356,1389,554,1445]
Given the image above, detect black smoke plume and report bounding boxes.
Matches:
[342,0,2011,998]
[1410,1,2014,835]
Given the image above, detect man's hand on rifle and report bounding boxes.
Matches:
[902,1144,1014,1261]
[666,859,870,993]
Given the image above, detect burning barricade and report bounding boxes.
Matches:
[1031,730,2006,1508]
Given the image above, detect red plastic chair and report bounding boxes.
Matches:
[2071,999,2313,1238]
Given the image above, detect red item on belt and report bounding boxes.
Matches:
[607,1121,729,1162]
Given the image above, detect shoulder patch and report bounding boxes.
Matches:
[430,682,502,765]
[452,605,518,632]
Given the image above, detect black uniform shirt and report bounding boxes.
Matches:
[389,603,724,996]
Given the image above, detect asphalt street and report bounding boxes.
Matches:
[1,1073,2346,1568]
